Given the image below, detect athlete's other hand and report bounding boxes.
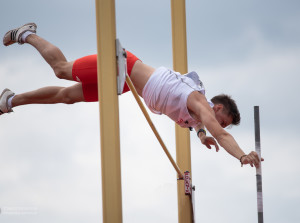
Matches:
[200,136,219,152]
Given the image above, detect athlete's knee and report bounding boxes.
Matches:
[59,88,77,104]
[53,62,73,80]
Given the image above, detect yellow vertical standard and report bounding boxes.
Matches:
[170,0,193,222]
[95,0,123,222]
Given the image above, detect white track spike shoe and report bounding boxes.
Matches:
[3,23,37,46]
[0,89,15,115]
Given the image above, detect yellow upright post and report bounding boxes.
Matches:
[170,0,193,222]
[95,0,123,222]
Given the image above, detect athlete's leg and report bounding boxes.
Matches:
[11,83,84,108]
[25,34,74,81]
[3,23,74,81]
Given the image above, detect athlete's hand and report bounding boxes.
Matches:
[200,136,219,152]
[241,151,264,168]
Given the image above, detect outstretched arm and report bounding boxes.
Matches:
[188,92,262,167]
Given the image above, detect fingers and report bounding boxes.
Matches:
[249,151,259,167]
[201,137,219,152]
[205,144,211,149]
[207,137,219,152]
[243,157,254,167]
[242,151,264,168]
[215,143,219,152]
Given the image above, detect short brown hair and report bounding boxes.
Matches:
[211,94,240,125]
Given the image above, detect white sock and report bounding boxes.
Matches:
[7,95,15,109]
[21,31,35,43]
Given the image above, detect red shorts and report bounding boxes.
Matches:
[72,51,140,102]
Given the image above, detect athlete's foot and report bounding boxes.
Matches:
[3,23,37,46]
[0,89,15,115]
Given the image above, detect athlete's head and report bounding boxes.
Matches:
[211,94,240,128]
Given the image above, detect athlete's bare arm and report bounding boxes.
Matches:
[187,91,261,167]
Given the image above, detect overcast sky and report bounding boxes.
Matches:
[0,0,300,222]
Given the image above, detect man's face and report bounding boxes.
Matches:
[213,104,233,128]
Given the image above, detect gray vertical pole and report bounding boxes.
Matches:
[254,106,264,223]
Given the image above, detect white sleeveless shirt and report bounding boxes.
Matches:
[142,67,213,128]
